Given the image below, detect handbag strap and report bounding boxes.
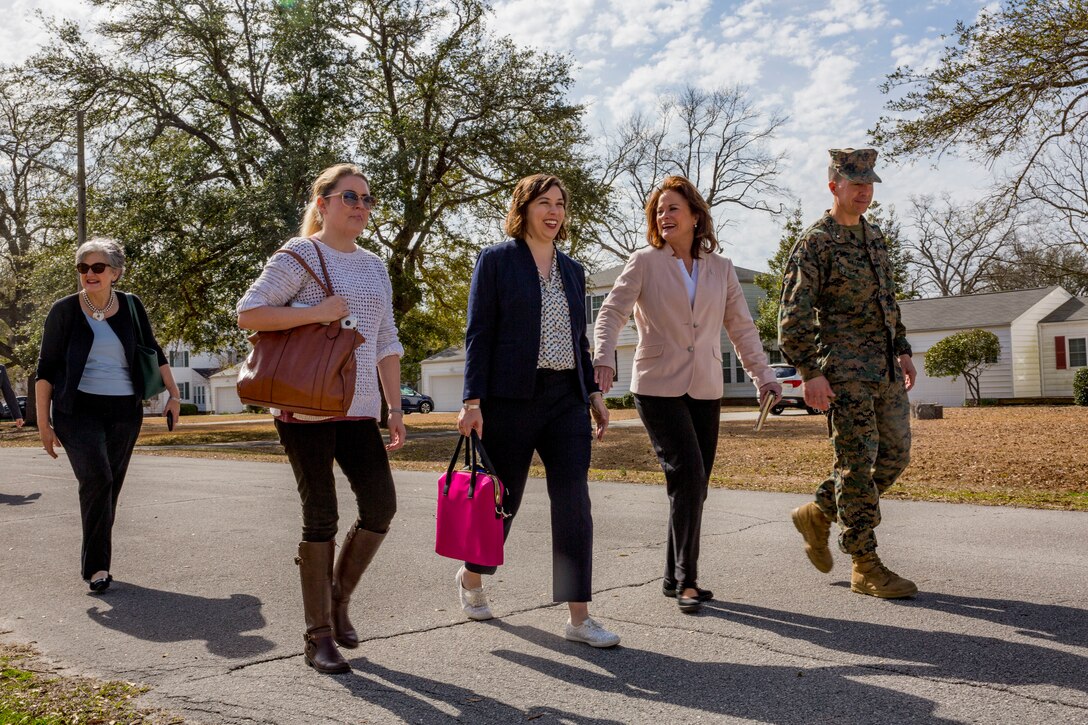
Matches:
[442,433,485,500]
[443,435,468,496]
[123,293,147,347]
[470,431,506,510]
[270,245,334,298]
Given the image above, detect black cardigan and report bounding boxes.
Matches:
[36,292,168,415]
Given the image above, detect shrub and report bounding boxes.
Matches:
[603,392,637,410]
[621,391,636,409]
[179,403,199,416]
[1075,368,1088,406]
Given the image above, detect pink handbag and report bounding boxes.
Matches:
[435,432,509,566]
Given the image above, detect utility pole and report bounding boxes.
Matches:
[76,110,86,245]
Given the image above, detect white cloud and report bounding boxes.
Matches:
[809,0,901,37]
[891,32,947,72]
[0,0,104,65]
[489,0,600,53]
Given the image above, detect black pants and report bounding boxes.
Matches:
[52,392,143,580]
[467,369,594,603]
[275,418,397,542]
[635,393,721,589]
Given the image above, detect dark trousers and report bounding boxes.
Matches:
[467,369,594,603]
[275,418,397,542]
[52,392,143,580]
[635,393,721,589]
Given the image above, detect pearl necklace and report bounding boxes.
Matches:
[82,289,116,321]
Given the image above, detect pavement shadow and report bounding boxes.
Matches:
[491,622,958,725]
[339,657,623,724]
[895,590,1088,647]
[86,583,274,658]
[703,599,1088,694]
[0,492,41,506]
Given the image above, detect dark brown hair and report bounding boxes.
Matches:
[504,174,569,241]
[644,175,718,258]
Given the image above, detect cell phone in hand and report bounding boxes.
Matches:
[166,410,175,431]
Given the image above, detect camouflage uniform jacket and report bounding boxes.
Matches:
[778,212,911,384]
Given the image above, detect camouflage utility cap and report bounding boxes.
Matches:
[829,148,882,183]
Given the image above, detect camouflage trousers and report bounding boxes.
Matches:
[813,379,911,556]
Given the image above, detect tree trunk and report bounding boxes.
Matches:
[24,374,37,427]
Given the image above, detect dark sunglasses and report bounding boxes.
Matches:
[76,262,113,274]
[324,190,376,210]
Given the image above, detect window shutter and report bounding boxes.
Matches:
[1056,336,1067,369]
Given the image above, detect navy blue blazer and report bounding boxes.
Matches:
[463,239,599,402]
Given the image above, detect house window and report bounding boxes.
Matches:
[768,349,783,364]
[169,350,190,368]
[585,293,607,324]
[194,386,206,408]
[1070,338,1087,368]
[722,352,746,384]
[179,382,190,400]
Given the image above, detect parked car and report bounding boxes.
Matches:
[0,396,27,421]
[401,385,434,414]
[764,364,822,415]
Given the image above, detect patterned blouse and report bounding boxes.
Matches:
[537,249,576,370]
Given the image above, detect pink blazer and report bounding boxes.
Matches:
[593,245,775,399]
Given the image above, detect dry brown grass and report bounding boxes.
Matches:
[3,406,1085,509]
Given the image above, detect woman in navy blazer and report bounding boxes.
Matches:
[456,174,619,648]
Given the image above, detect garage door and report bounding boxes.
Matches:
[428,375,464,412]
[212,382,245,414]
[908,352,965,407]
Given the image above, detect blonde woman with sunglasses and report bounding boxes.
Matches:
[35,238,181,593]
[237,163,406,674]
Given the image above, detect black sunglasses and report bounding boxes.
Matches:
[324,190,377,210]
[76,262,113,274]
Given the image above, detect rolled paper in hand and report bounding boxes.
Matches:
[753,391,775,433]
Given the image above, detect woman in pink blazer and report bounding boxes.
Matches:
[593,175,781,613]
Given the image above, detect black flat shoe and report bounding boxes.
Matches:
[662,581,714,602]
[89,574,112,593]
[676,593,702,613]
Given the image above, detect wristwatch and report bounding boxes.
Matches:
[462,403,481,410]
[388,408,404,414]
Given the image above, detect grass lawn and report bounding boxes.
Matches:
[2,406,1085,510]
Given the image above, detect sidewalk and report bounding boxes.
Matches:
[1,448,1086,724]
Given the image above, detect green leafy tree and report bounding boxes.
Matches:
[872,0,1088,194]
[1074,367,1088,406]
[754,205,803,343]
[30,0,607,379]
[923,328,1001,405]
[866,202,919,300]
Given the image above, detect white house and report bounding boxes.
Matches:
[418,261,775,411]
[900,286,1082,407]
[145,344,242,414]
[208,364,247,414]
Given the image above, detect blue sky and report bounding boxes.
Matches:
[2,0,1000,271]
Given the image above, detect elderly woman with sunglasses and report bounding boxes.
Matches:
[238,163,405,675]
[35,238,181,593]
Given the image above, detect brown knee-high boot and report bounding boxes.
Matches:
[296,541,350,673]
[331,524,386,648]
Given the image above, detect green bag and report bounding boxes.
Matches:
[124,293,167,401]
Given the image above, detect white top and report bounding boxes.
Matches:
[79,314,135,396]
[237,237,404,419]
[677,258,698,308]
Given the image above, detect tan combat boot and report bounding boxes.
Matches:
[791,502,833,573]
[851,551,918,599]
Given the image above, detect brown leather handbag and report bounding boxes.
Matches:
[236,241,365,416]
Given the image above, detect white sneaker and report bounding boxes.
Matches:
[564,617,620,648]
[455,566,493,621]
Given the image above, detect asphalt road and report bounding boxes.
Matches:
[1,447,1086,724]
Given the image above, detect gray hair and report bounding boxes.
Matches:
[828,166,844,183]
[75,237,125,278]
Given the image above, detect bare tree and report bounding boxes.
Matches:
[1017,127,1088,255]
[982,239,1088,295]
[598,85,787,259]
[906,193,1030,297]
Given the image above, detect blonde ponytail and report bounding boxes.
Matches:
[298,163,369,238]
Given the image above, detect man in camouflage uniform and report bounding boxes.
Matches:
[778,148,918,599]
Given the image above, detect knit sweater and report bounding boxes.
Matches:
[237,237,403,419]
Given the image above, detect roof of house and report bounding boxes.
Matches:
[899,286,1062,332]
[587,260,763,290]
[192,367,223,379]
[421,347,466,364]
[1039,296,1088,324]
[209,364,241,379]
